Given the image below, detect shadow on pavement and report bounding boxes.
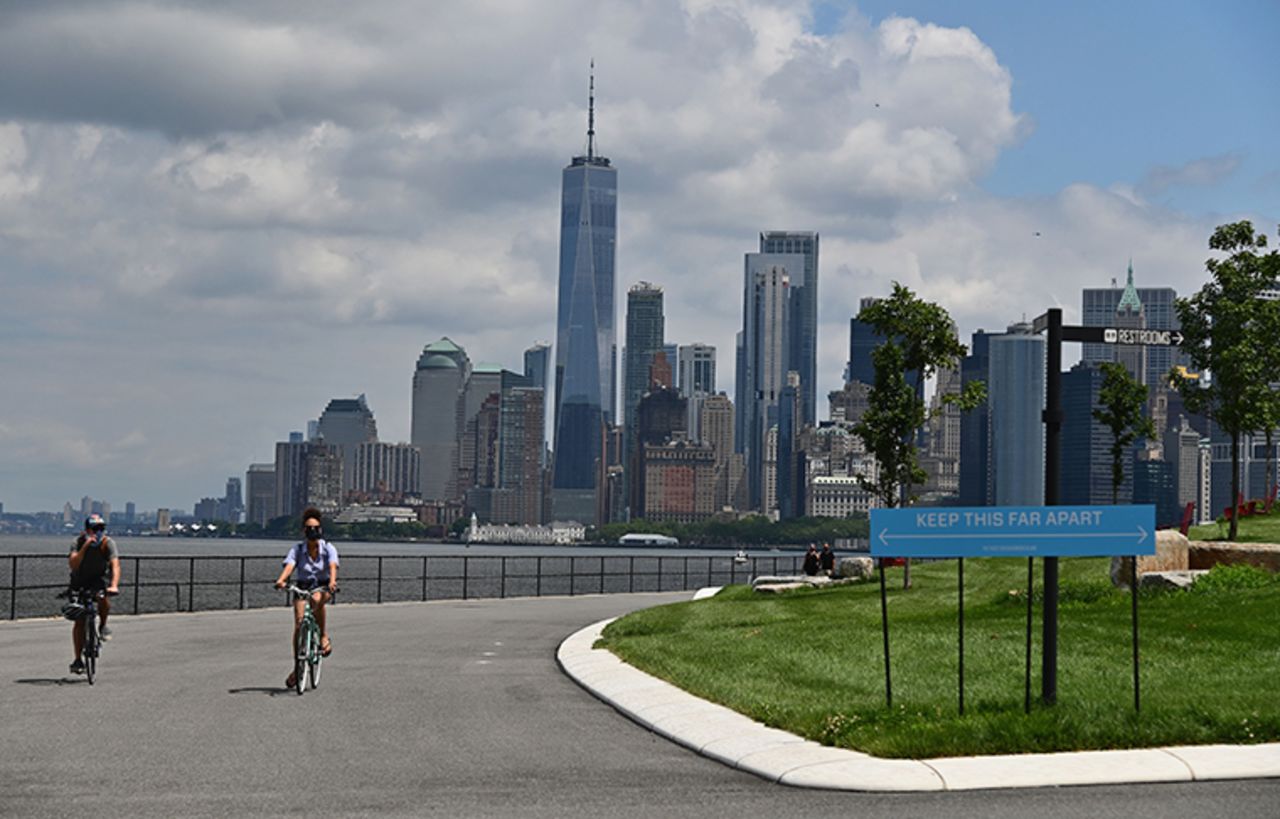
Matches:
[227,686,293,697]
[15,677,86,686]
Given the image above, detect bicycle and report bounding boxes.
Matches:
[60,588,118,685]
[284,584,336,695]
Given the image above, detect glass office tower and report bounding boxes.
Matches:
[552,74,617,523]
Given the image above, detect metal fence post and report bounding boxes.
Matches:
[683,557,689,590]
[536,557,542,597]
[707,557,712,587]
[239,557,246,610]
[188,558,195,612]
[377,556,384,604]
[463,557,469,600]
[501,557,507,599]
[569,558,576,596]
[598,557,604,595]
[628,556,634,593]
[132,557,141,615]
[422,556,428,602]
[9,555,16,620]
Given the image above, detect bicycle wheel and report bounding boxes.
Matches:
[84,618,97,685]
[308,638,323,689]
[295,623,313,695]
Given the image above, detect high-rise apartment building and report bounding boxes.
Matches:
[678,343,716,440]
[987,323,1045,506]
[552,71,617,525]
[274,439,343,517]
[246,463,276,527]
[759,231,819,426]
[738,253,796,510]
[411,337,470,501]
[352,442,420,502]
[316,394,379,496]
[495,386,546,525]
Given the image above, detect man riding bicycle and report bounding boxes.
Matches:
[274,507,339,689]
[67,514,121,675]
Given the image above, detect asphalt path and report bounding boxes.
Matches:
[2,593,1277,818]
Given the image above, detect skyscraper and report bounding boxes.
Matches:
[411,337,470,501]
[1082,263,1183,388]
[552,69,617,525]
[316,394,379,496]
[678,343,716,440]
[760,231,818,425]
[623,282,665,490]
[739,253,796,510]
[987,322,1045,506]
[959,330,993,505]
[246,463,276,527]
[1060,362,1127,505]
[523,342,551,464]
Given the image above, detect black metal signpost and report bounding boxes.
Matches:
[1034,307,1181,708]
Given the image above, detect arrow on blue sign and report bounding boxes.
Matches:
[871,505,1157,558]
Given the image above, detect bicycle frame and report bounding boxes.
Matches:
[285,584,334,695]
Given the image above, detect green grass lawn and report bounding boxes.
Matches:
[1189,505,1280,542]
[598,558,1280,759]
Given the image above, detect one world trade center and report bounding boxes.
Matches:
[552,69,616,524]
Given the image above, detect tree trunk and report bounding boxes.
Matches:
[1229,430,1240,541]
[1267,427,1275,504]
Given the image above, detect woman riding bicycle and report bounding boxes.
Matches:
[274,508,339,689]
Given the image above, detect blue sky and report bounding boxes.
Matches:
[824,0,1280,219]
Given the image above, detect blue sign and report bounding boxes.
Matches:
[871,505,1157,558]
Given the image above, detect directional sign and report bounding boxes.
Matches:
[871,505,1156,558]
[1059,325,1184,347]
[1101,328,1184,347]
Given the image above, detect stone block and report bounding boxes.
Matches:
[1110,529,1190,588]
[1188,541,1280,573]
[838,557,874,580]
[1139,570,1209,590]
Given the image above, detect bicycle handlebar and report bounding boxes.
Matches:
[282,584,339,598]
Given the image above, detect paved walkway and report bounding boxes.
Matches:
[2,594,1277,818]
[560,615,1280,792]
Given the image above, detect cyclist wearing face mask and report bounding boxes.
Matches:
[273,508,339,689]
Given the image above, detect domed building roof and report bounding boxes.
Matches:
[418,354,459,370]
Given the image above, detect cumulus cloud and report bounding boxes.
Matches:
[0,0,1244,511]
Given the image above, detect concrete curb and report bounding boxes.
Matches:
[558,617,1280,792]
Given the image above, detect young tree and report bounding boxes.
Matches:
[854,283,986,587]
[1093,362,1157,505]
[1171,221,1279,540]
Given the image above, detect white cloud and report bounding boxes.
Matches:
[0,0,1258,511]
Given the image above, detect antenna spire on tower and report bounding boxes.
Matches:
[587,59,595,160]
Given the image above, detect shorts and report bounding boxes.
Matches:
[296,578,330,593]
[68,574,107,594]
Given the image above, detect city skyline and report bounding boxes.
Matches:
[1,1,1276,512]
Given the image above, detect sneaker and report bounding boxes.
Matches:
[100,625,112,641]
[70,659,85,675]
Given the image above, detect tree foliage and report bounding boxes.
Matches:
[853,283,986,509]
[1092,361,1156,505]
[1171,221,1280,540]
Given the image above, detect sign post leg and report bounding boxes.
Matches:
[1025,557,1034,714]
[1132,555,1140,712]
[879,559,892,709]
[958,557,965,716]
